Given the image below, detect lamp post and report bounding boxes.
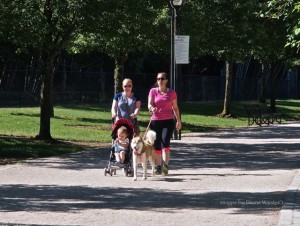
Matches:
[170,0,182,140]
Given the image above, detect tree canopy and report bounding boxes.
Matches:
[0,0,299,139]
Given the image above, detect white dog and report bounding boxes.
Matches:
[131,130,156,181]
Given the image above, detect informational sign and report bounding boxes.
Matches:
[175,35,190,64]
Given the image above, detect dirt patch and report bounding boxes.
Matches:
[64,140,110,148]
[64,124,112,131]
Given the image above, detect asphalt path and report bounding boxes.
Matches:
[1,122,300,226]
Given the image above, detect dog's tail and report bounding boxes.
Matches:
[146,130,156,145]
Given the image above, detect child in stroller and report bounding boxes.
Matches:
[114,126,129,167]
[104,118,134,177]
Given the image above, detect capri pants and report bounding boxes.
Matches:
[150,119,175,154]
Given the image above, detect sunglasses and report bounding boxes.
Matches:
[123,85,132,88]
[157,78,166,81]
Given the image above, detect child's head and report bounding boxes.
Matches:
[117,126,128,140]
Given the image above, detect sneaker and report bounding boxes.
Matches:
[155,166,162,175]
[162,164,169,176]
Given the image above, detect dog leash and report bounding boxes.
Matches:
[142,120,152,140]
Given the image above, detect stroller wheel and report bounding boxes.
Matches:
[126,169,133,177]
[109,169,113,176]
[104,168,107,176]
[114,169,117,175]
[127,167,132,177]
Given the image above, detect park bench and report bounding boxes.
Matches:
[244,104,269,126]
[257,104,282,124]
[244,104,282,126]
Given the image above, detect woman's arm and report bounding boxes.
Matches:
[148,95,157,113]
[172,99,182,130]
[111,99,118,118]
[131,100,141,118]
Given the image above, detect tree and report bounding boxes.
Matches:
[182,0,256,117]
[0,0,105,140]
[253,0,299,111]
[70,0,168,94]
[265,0,300,52]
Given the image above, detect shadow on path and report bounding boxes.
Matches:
[30,123,300,171]
[0,184,284,214]
[3,123,298,219]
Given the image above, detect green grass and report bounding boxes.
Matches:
[0,105,113,142]
[1,100,300,159]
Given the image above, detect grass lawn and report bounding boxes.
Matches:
[0,100,299,162]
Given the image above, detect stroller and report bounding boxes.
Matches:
[104,118,134,177]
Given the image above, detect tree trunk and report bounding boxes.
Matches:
[113,55,127,94]
[259,63,267,103]
[36,49,54,141]
[114,60,121,95]
[219,61,234,117]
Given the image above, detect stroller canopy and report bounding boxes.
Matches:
[111,118,134,140]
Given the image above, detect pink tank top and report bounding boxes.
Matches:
[148,88,177,120]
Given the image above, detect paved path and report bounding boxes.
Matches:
[0,122,300,226]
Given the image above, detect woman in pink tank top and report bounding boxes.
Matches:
[148,72,182,176]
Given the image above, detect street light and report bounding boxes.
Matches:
[170,0,182,140]
[170,0,182,91]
